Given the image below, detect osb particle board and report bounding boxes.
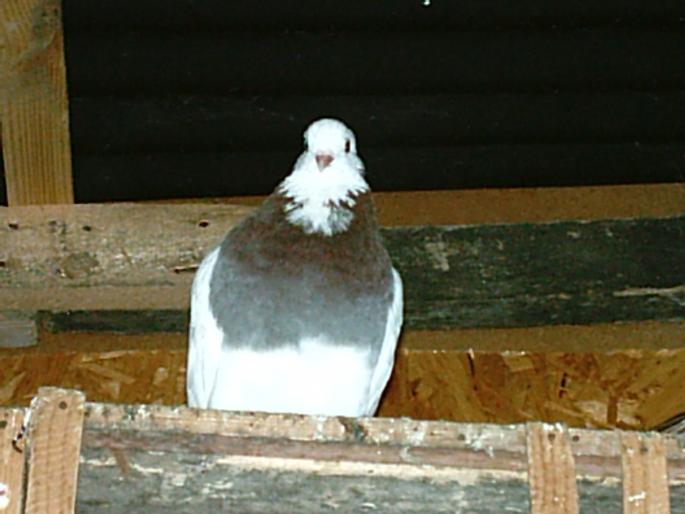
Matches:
[3,324,685,430]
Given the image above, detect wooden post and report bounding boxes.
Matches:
[0,408,26,514]
[0,0,74,205]
[24,387,84,514]
[526,422,579,514]
[621,431,671,514]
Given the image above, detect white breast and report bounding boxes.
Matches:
[187,249,403,417]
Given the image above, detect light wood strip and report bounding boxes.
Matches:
[0,408,26,514]
[0,0,74,205]
[526,422,579,514]
[621,431,671,514]
[24,387,85,514]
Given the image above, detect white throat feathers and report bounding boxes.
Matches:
[279,118,369,236]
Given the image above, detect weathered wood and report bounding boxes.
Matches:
[0,408,25,513]
[526,423,578,513]
[0,0,74,205]
[72,403,685,512]
[621,432,671,514]
[1,204,683,328]
[0,311,37,348]
[24,387,84,514]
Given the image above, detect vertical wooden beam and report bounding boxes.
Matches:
[24,387,85,514]
[526,422,579,514]
[0,0,74,205]
[621,431,671,514]
[0,408,26,514]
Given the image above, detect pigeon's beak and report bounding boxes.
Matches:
[315,153,334,171]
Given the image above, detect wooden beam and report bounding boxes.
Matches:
[24,387,84,514]
[74,402,685,511]
[221,183,685,227]
[0,0,74,205]
[1,203,683,328]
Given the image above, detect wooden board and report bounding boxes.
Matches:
[0,0,73,205]
[72,403,685,513]
[1,203,683,329]
[24,388,85,514]
[621,432,671,513]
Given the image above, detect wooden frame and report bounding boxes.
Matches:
[0,388,681,512]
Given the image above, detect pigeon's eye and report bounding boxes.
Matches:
[344,140,351,153]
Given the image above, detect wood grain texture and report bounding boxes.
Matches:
[0,0,73,205]
[224,184,685,227]
[24,387,84,514]
[0,408,25,514]
[0,311,37,348]
[74,402,685,512]
[526,423,579,513]
[1,203,683,328]
[621,432,671,514]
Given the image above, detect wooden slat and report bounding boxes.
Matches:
[0,0,74,205]
[526,423,578,514]
[621,432,671,514]
[24,387,85,514]
[0,408,25,514]
[74,401,685,512]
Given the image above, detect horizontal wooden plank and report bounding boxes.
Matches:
[65,30,685,96]
[226,185,685,227]
[70,403,685,512]
[62,1,685,32]
[71,144,685,200]
[69,92,685,154]
[2,204,683,328]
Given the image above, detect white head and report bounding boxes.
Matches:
[279,118,369,236]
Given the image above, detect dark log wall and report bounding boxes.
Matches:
[2,1,685,203]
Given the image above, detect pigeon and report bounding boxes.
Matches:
[187,118,403,417]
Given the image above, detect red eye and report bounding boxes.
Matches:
[345,140,351,153]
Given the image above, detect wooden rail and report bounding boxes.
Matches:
[0,388,681,513]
